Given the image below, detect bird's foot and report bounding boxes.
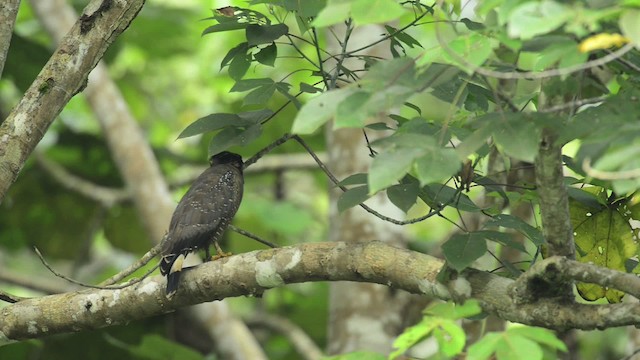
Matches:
[211,251,233,260]
[211,241,232,260]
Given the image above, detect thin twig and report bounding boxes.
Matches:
[244,133,294,169]
[293,135,444,225]
[99,242,164,286]
[230,225,278,248]
[35,247,157,290]
[539,95,608,113]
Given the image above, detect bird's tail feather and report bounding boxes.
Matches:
[162,253,185,298]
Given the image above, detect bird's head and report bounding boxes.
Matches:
[209,151,243,169]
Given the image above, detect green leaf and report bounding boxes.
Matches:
[177,113,250,139]
[434,320,466,357]
[369,148,425,194]
[351,0,406,25]
[456,123,493,159]
[338,185,370,212]
[231,78,274,92]
[228,52,251,80]
[300,82,322,94]
[208,124,262,156]
[202,20,248,35]
[338,173,368,186]
[443,33,495,72]
[620,9,640,49]
[254,43,278,66]
[507,327,567,352]
[476,230,527,253]
[239,109,274,124]
[246,24,289,46]
[292,88,355,134]
[508,1,570,40]
[495,334,543,360]
[312,2,351,27]
[467,332,502,360]
[414,147,461,186]
[335,91,372,129]
[492,116,541,162]
[419,184,480,212]
[244,83,278,105]
[483,214,544,246]
[570,194,637,302]
[442,233,488,271]
[425,300,483,320]
[387,182,419,213]
[389,318,437,359]
[221,42,249,69]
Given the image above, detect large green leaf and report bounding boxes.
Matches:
[570,190,638,302]
[246,24,289,46]
[351,0,406,25]
[177,113,251,139]
[208,124,262,156]
[442,233,488,271]
[338,185,371,212]
[292,88,356,134]
[369,147,426,194]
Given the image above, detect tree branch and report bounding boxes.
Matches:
[3,242,640,344]
[0,0,20,78]
[0,0,145,203]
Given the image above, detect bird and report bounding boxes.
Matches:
[160,151,244,298]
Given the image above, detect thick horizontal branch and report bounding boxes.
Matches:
[2,242,640,345]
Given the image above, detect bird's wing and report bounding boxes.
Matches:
[165,165,243,253]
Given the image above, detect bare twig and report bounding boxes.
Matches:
[293,135,444,225]
[244,133,294,168]
[540,95,608,113]
[99,243,164,286]
[230,225,278,248]
[35,247,157,290]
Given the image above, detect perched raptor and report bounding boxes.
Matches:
[160,151,244,298]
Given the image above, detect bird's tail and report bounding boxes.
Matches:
[160,253,185,298]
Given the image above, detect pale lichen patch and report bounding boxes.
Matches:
[138,281,160,296]
[255,259,284,288]
[27,321,38,335]
[108,290,121,307]
[284,249,302,271]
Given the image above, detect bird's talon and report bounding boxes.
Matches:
[212,251,232,260]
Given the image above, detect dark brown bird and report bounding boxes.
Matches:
[160,151,244,298]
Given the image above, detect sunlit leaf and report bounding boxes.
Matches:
[351,0,406,25]
[369,147,426,194]
[508,1,571,40]
[292,88,356,134]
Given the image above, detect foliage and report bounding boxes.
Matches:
[3,0,640,358]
